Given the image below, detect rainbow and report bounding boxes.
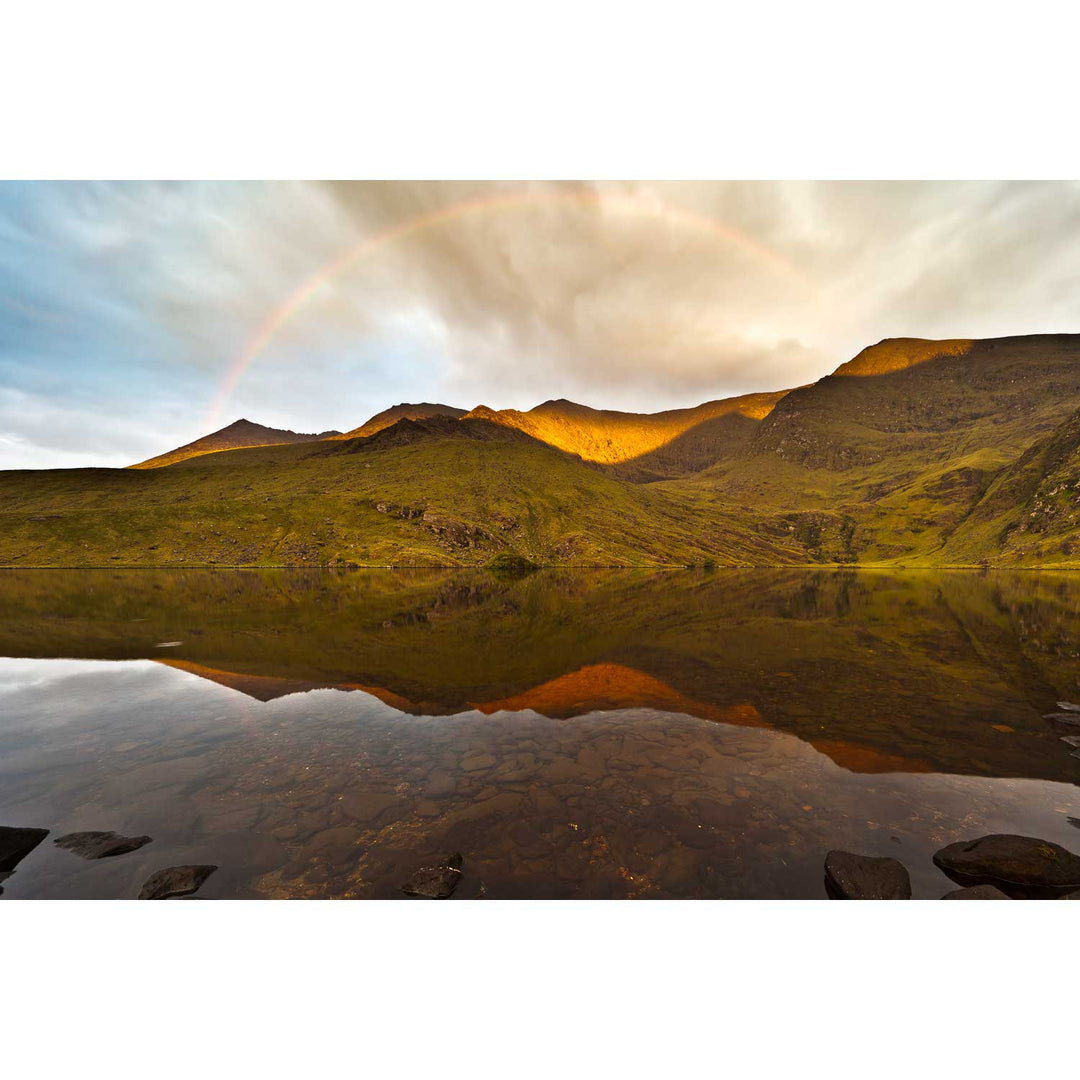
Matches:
[206,187,809,426]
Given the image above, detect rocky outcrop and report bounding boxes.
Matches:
[933,835,1080,897]
[55,831,152,860]
[138,864,218,899]
[824,850,911,899]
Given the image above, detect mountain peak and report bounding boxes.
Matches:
[333,402,467,441]
[130,419,341,469]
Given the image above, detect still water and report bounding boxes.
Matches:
[1,567,1077,899]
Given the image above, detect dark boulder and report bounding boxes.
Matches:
[0,826,49,872]
[55,831,152,860]
[933,834,1080,898]
[942,884,1011,899]
[401,852,464,899]
[824,850,911,899]
[138,864,218,900]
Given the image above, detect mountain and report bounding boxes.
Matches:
[2,333,1078,568]
[464,391,790,467]
[130,418,341,469]
[673,333,1080,564]
[330,402,467,440]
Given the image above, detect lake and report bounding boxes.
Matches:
[1,567,1077,898]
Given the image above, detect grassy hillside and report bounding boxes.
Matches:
[664,334,1080,565]
[0,417,805,567]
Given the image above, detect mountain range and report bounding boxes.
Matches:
[2,333,1078,566]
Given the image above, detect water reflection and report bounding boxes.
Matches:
[0,568,1077,898]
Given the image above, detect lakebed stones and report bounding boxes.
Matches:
[400,853,464,899]
[824,850,912,899]
[54,831,152,860]
[942,884,1011,900]
[0,826,49,872]
[138,864,218,900]
[933,834,1080,898]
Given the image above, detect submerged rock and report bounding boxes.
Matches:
[138,864,218,900]
[1045,713,1080,725]
[55,831,152,860]
[824,850,911,899]
[933,834,1080,897]
[400,853,464,899]
[0,826,49,873]
[942,884,1011,900]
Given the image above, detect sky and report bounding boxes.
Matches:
[1,179,1079,469]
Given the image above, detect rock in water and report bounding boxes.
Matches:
[824,850,912,899]
[942,884,1011,899]
[1045,713,1080,725]
[401,853,464,899]
[138,864,217,900]
[0,826,49,872]
[933,835,1080,897]
[54,831,152,860]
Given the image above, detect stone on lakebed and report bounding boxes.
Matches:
[138,864,218,899]
[933,834,1080,897]
[824,850,911,899]
[55,831,152,860]
[401,853,464,899]
[941,884,1011,900]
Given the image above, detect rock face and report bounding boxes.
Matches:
[824,850,912,899]
[942,884,1011,899]
[400,853,464,899]
[0,826,49,872]
[933,835,1080,897]
[55,831,152,860]
[138,864,218,900]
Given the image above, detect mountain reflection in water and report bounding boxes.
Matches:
[0,568,1077,898]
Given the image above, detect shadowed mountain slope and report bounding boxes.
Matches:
[330,402,467,440]
[131,418,341,469]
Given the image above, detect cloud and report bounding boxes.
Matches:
[1,180,1079,467]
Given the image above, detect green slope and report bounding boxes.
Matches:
[0,417,803,567]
